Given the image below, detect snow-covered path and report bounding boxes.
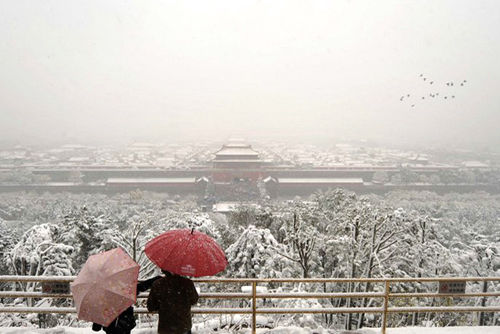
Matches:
[0,327,499,334]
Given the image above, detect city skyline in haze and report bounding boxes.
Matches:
[1,1,499,150]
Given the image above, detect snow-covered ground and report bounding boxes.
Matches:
[0,327,499,334]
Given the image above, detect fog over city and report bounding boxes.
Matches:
[1,2,500,332]
[1,0,499,149]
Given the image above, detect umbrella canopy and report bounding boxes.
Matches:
[71,247,139,326]
[145,229,227,277]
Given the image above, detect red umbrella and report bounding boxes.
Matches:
[71,248,139,326]
[145,229,227,277]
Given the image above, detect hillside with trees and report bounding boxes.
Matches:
[0,190,498,329]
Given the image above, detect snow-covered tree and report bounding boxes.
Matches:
[159,212,223,241]
[104,216,160,279]
[454,234,499,326]
[6,221,75,329]
[38,242,74,277]
[8,223,61,279]
[226,225,288,278]
[59,207,117,269]
[0,220,17,275]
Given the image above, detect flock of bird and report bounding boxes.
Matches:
[400,74,468,108]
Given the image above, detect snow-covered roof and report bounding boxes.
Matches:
[212,202,240,213]
[463,161,489,168]
[212,202,260,213]
[196,176,209,183]
[263,176,277,183]
[68,157,90,162]
[277,178,364,184]
[106,177,196,184]
[214,142,260,158]
[44,182,81,186]
[61,144,88,149]
[129,142,158,147]
[213,159,262,163]
[215,148,259,156]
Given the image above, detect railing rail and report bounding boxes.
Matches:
[0,276,499,334]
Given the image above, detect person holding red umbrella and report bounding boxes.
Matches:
[92,275,161,334]
[147,270,199,334]
[144,228,228,277]
[144,228,228,334]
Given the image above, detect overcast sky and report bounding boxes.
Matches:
[0,0,499,148]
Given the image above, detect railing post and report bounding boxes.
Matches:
[252,281,257,334]
[381,280,390,334]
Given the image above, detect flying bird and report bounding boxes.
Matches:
[401,74,469,109]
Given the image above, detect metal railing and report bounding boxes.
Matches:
[0,276,499,334]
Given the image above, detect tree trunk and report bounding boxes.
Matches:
[132,237,137,262]
[346,219,360,330]
[479,281,488,326]
[358,224,377,328]
[412,219,426,326]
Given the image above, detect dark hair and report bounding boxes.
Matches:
[161,270,173,276]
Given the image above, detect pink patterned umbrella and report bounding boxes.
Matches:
[71,248,139,326]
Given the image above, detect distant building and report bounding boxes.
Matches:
[212,140,263,183]
[24,139,495,198]
[213,142,261,169]
[106,177,206,194]
[407,155,429,165]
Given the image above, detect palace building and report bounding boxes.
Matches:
[212,141,263,183]
[27,139,466,199]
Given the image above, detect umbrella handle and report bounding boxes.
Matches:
[191,228,195,234]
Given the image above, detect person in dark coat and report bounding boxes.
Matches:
[92,275,162,334]
[147,270,199,334]
[92,307,135,334]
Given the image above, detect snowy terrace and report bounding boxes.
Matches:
[0,276,499,334]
